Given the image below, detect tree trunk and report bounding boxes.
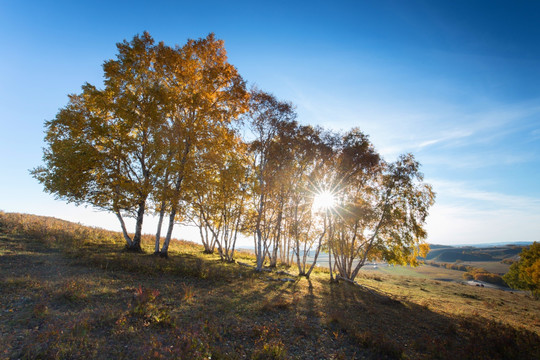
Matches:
[199,222,213,254]
[226,210,242,262]
[329,246,335,282]
[294,204,303,275]
[160,172,186,257]
[128,201,145,252]
[305,218,327,279]
[255,228,264,270]
[154,203,166,254]
[269,209,282,268]
[115,210,133,247]
[160,141,190,258]
[295,239,303,275]
[284,231,291,266]
[160,207,176,257]
[255,191,265,271]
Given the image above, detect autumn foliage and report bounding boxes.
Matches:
[504,242,540,298]
[32,32,435,282]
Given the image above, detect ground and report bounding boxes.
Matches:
[1,212,539,359]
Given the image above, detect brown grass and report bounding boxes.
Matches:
[1,211,539,359]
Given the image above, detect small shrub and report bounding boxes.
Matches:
[193,258,208,278]
[141,331,212,360]
[32,302,49,318]
[252,342,286,360]
[474,272,506,287]
[181,283,195,303]
[252,324,286,360]
[463,268,507,287]
[56,279,87,303]
[131,285,173,327]
[20,316,97,359]
[457,292,480,300]
[501,258,516,265]
[326,309,347,325]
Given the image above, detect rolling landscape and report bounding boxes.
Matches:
[2,2,540,360]
[387,244,524,285]
[277,243,524,289]
[1,212,539,359]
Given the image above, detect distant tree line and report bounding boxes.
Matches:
[32,32,435,283]
[425,261,471,272]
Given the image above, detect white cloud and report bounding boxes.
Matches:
[421,150,536,170]
[426,203,540,245]
[429,179,540,211]
[315,97,540,160]
[425,179,540,244]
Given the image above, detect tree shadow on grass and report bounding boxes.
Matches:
[322,281,540,360]
[3,229,538,360]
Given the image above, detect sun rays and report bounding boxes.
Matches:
[312,190,337,212]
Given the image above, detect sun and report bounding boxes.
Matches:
[312,190,336,212]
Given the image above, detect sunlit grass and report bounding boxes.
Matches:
[1,211,539,359]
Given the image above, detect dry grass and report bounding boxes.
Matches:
[1,211,539,359]
[462,261,511,274]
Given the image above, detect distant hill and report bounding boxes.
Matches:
[423,244,527,263]
[450,241,534,247]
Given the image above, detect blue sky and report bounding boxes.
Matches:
[1,0,539,246]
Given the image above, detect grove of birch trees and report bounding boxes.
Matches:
[32,32,435,282]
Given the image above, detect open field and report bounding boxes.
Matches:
[1,212,539,359]
[423,244,523,263]
[458,261,510,275]
[295,249,510,286]
[371,264,466,282]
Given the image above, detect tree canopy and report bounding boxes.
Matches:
[33,31,435,282]
[32,32,249,253]
[504,242,540,298]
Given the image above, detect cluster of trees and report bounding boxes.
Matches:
[504,242,540,298]
[426,261,471,272]
[462,268,506,287]
[32,32,435,282]
[426,261,508,287]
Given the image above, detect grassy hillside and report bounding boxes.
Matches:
[1,212,539,359]
[424,245,523,263]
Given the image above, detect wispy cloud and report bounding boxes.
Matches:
[421,150,536,170]
[430,179,540,211]
[382,101,540,155]
[416,130,473,149]
[289,80,540,246]
[425,179,540,244]
[426,202,540,244]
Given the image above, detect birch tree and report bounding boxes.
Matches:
[189,140,250,261]
[288,127,334,278]
[154,33,249,257]
[32,32,167,251]
[246,90,297,270]
[327,130,435,282]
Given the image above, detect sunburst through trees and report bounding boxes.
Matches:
[32,32,435,282]
[312,190,337,213]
